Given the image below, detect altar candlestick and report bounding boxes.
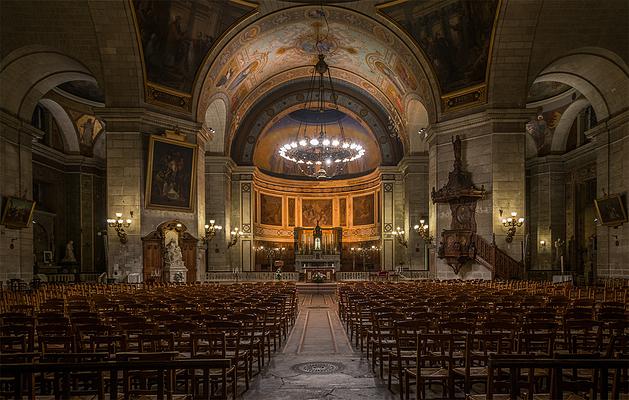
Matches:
[560,255,564,275]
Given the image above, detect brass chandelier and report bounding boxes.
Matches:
[278,52,365,179]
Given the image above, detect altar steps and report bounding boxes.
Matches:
[295,282,337,294]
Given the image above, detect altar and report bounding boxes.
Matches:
[294,223,341,275]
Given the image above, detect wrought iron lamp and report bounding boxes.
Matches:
[203,220,222,242]
[392,227,408,248]
[107,211,133,244]
[227,227,243,248]
[499,210,525,243]
[413,219,433,244]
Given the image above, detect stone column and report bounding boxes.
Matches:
[0,111,40,282]
[380,168,404,271]
[588,111,629,278]
[205,156,234,271]
[231,167,255,272]
[98,110,144,280]
[400,155,430,270]
[428,109,532,279]
[526,156,566,271]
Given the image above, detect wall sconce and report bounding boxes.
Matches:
[413,218,434,244]
[227,227,243,248]
[203,219,222,242]
[499,209,524,243]
[539,240,546,250]
[107,211,133,243]
[392,227,408,247]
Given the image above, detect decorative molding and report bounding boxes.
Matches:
[441,84,487,113]
[384,223,393,232]
[384,183,394,192]
[146,84,192,113]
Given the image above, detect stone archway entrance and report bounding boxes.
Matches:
[141,220,198,283]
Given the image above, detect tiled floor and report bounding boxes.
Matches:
[243,292,399,399]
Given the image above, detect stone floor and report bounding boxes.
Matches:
[243,292,401,399]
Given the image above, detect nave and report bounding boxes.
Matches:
[1,279,627,399]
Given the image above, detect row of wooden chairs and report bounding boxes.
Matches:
[1,282,299,399]
[338,281,628,399]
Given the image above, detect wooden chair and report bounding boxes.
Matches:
[116,351,178,400]
[191,332,237,400]
[388,319,430,398]
[404,333,455,400]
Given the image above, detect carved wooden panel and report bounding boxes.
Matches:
[142,238,163,282]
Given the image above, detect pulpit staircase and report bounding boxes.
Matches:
[472,233,523,280]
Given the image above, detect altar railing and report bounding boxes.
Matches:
[336,271,370,281]
[398,270,437,280]
[204,271,300,282]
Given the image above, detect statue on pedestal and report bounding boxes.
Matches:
[163,239,187,282]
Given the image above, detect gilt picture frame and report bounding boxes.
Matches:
[0,196,36,229]
[145,135,197,212]
[594,194,627,227]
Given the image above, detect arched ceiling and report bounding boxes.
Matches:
[196,4,438,146]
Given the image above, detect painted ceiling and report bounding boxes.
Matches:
[378,0,499,94]
[253,109,381,179]
[200,5,430,128]
[132,0,256,93]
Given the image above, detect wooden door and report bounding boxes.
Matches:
[142,231,163,282]
[181,232,198,282]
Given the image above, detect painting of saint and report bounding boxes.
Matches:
[146,136,197,211]
[379,0,499,94]
[132,0,256,93]
[339,198,347,226]
[302,199,333,227]
[261,194,283,226]
[353,194,374,226]
[594,195,627,227]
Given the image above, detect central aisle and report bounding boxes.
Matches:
[243,291,396,399]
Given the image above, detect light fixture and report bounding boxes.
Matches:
[227,227,243,248]
[277,16,365,179]
[413,218,433,244]
[203,219,222,243]
[499,209,525,243]
[540,240,546,249]
[392,226,408,248]
[107,211,133,243]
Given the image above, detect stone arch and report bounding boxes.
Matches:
[37,98,80,154]
[204,96,228,154]
[0,45,99,121]
[550,97,590,153]
[533,48,629,121]
[406,97,430,154]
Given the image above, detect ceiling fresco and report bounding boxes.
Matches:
[132,0,256,93]
[253,110,381,179]
[378,0,499,94]
[198,5,436,133]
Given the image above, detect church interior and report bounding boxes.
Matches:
[0,0,627,399]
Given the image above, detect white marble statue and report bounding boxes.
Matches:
[164,239,187,282]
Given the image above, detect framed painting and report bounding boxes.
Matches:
[353,193,375,226]
[145,135,197,212]
[260,193,282,226]
[1,196,36,228]
[594,194,627,227]
[302,199,332,227]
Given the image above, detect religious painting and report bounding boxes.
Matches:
[525,105,567,156]
[302,199,332,227]
[132,0,257,93]
[260,193,282,226]
[352,193,375,226]
[75,114,104,147]
[0,196,36,229]
[594,195,627,227]
[288,198,295,227]
[145,136,197,212]
[339,198,347,226]
[378,0,499,94]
